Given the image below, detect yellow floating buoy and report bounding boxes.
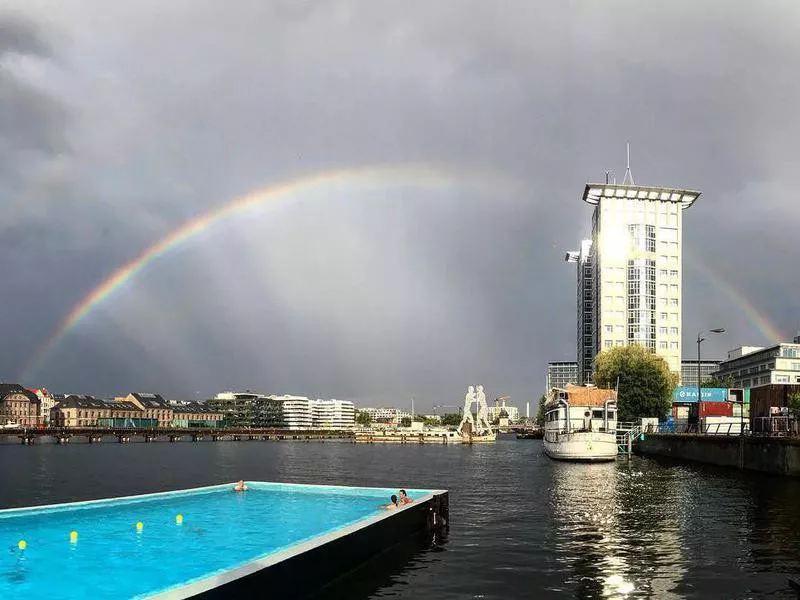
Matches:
[18,540,26,551]
[136,521,144,532]
[70,531,78,544]
[176,514,184,525]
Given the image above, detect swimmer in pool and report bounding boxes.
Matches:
[383,495,399,509]
[234,480,248,492]
[398,489,413,504]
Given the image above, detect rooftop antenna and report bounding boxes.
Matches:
[622,142,635,185]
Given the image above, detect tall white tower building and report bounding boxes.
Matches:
[568,152,701,380]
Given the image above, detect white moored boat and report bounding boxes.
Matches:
[543,385,618,462]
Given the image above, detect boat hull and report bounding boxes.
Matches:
[543,432,617,462]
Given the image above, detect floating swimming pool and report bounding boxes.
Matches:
[0,481,447,599]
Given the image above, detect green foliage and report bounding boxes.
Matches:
[788,393,800,418]
[593,345,678,422]
[535,395,547,427]
[440,413,461,427]
[701,374,734,389]
[355,411,372,426]
[400,417,412,427]
[413,415,426,422]
[423,416,440,426]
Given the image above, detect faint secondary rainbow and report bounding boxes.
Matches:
[22,163,512,380]
[685,257,785,343]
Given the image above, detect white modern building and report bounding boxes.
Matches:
[567,154,700,380]
[272,395,313,430]
[487,398,520,423]
[358,407,412,424]
[714,337,800,388]
[311,399,356,429]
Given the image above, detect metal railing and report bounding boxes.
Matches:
[751,416,800,437]
[617,424,643,456]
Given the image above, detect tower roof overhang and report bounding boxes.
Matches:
[582,184,701,210]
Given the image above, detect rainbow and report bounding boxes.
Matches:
[684,257,785,343]
[22,164,787,382]
[21,163,514,381]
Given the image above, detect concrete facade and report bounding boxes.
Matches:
[547,361,579,390]
[680,359,722,388]
[716,340,800,388]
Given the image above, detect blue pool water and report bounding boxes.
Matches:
[0,482,429,599]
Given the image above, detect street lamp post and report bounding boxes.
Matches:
[696,328,725,434]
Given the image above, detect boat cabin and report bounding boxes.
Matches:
[544,386,618,434]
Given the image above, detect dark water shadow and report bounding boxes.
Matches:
[307,529,447,600]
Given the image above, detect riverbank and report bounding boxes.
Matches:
[637,433,800,476]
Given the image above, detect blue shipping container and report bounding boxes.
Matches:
[672,387,728,403]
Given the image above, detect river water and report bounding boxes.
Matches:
[2,435,799,599]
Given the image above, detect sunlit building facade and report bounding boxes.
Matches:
[569,171,701,380]
[311,399,356,429]
[273,395,314,430]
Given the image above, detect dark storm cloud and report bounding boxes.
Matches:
[2,1,799,406]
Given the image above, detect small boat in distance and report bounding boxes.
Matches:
[543,385,618,461]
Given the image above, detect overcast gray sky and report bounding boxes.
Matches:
[2,1,799,409]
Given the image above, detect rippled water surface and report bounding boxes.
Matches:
[2,435,799,598]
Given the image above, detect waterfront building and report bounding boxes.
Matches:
[273,395,313,430]
[0,383,41,426]
[50,395,145,428]
[208,391,285,428]
[486,396,520,423]
[680,359,722,388]
[547,361,579,390]
[171,402,223,428]
[566,155,700,381]
[715,337,800,388]
[114,393,174,426]
[32,388,55,424]
[564,239,594,384]
[358,407,412,425]
[311,399,355,429]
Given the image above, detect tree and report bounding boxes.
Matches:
[701,374,734,389]
[788,392,800,418]
[413,415,426,422]
[593,345,679,422]
[400,417,412,427]
[535,395,547,427]
[355,411,372,426]
[440,413,461,427]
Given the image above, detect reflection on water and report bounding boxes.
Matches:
[2,438,800,598]
[550,462,687,598]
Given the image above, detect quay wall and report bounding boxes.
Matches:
[637,434,800,476]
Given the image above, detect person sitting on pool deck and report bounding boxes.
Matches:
[398,489,413,504]
[234,480,248,492]
[383,495,399,509]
